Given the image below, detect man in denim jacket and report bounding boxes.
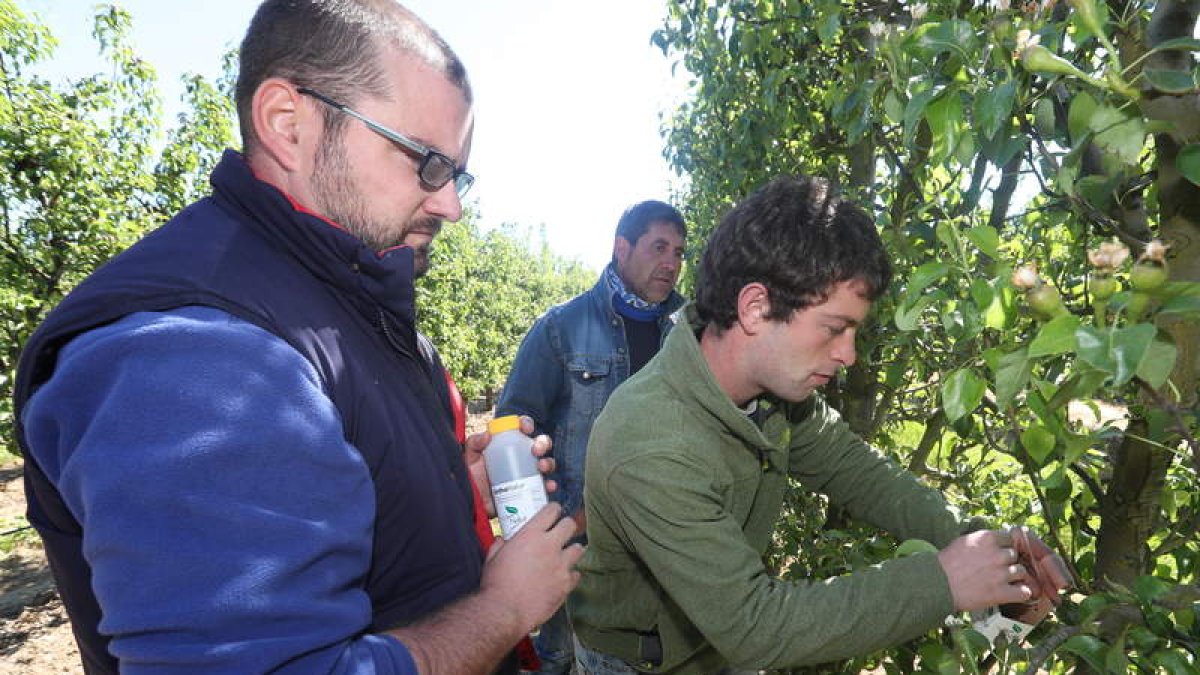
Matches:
[496,200,687,673]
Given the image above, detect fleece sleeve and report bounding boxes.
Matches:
[21,306,417,674]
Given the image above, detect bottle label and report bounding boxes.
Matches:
[491,476,548,539]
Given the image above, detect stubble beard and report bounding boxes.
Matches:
[311,133,402,252]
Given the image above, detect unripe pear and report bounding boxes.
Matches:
[1089,275,1119,300]
[1026,284,1067,320]
[1020,45,1091,80]
[1126,291,1152,322]
[1130,261,1167,292]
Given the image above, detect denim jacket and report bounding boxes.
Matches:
[496,274,685,518]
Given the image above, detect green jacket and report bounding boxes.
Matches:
[569,307,971,673]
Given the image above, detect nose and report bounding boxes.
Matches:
[832,331,857,368]
[662,253,682,277]
[425,182,464,223]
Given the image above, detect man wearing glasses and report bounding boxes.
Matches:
[14,1,581,673]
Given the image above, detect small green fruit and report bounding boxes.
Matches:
[1130,261,1167,292]
[1020,45,1090,80]
[1027,284,1066,320]
[1126,291,1152,321]
[896,539,939,558]
[1089,275,1118,301]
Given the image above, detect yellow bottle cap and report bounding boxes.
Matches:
[487,415,521,435]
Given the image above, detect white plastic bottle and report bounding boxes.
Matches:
[485,415,549,539]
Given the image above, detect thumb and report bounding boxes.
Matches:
[484,536,506,562]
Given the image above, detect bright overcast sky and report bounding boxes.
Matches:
[21,0,690,272]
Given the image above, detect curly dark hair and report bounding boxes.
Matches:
[235,0,472,154]
[694,175,892,331]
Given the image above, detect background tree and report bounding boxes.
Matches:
[416,218,594,403]
[0,2,594,453]
[0,1,237,456]
[658,0,1198,672]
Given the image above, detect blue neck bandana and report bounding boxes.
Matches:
[605,263,670,322]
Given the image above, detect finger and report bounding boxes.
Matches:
[484,536,505,561]
[519,415,537,436]
[523,502,564,533]
[464,431,489,455]
[537,456,555,474]
[531,434,552,458]
[994,528,1014,549]
[1006,564,1029,583]
[550,509,580,542]
[563,542,586,565]
[1002,582,1034,605]
[543,478,558,494]
[998,546,1019,565]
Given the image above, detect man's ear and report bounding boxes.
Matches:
[735,283,771,335]
[249,78,312,173]
[613,236,632,268]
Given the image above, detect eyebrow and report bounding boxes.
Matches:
[819,311,861,326]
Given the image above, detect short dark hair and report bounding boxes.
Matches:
[612,200,686,263]
[695,175,892,331]
[235,0,472,153]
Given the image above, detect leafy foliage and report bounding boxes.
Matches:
[416,218,594,401]
[658,0,1199,672]
[0,4,594,459]
[0,2,224,457]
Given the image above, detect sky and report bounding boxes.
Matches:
[20,0,690,273]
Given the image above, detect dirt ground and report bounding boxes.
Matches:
[0,413,494,673]
[0,464,78,674]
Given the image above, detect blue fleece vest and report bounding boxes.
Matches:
[14,151,482,672]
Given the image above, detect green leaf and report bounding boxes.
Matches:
[1178,143,1200,187]
[1034,96,1057,139]
[905,262,951,299]
[1147,37,1200,53]
[1074,326,1114,376]
[942,368,986,422]
[1029,314,1079,358]
[1020,425,1056,465]
[1110,324,1158,386]
[1090,105,1146,167]
[1062,635,1108,672]
[1153,650,1196,675]
[974,79,1016,139]
[965,225,999,258]
[990,347,1030,408]
[907,20,977,59]
[1136,338,1177,389]
[926,90,963,164]
[1076,324,1157,386]
[969,278,994,311]
[1143,68,1199,94]
[817,1,841,44]
[1133,575,1171,604]
[904,86,940,145]
[981,123,1025,165]
[984,284,1016,330]
[935,221,958,253]
[894,294,937,331]
[1045,366,1109,410]
[883,89,904,124]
